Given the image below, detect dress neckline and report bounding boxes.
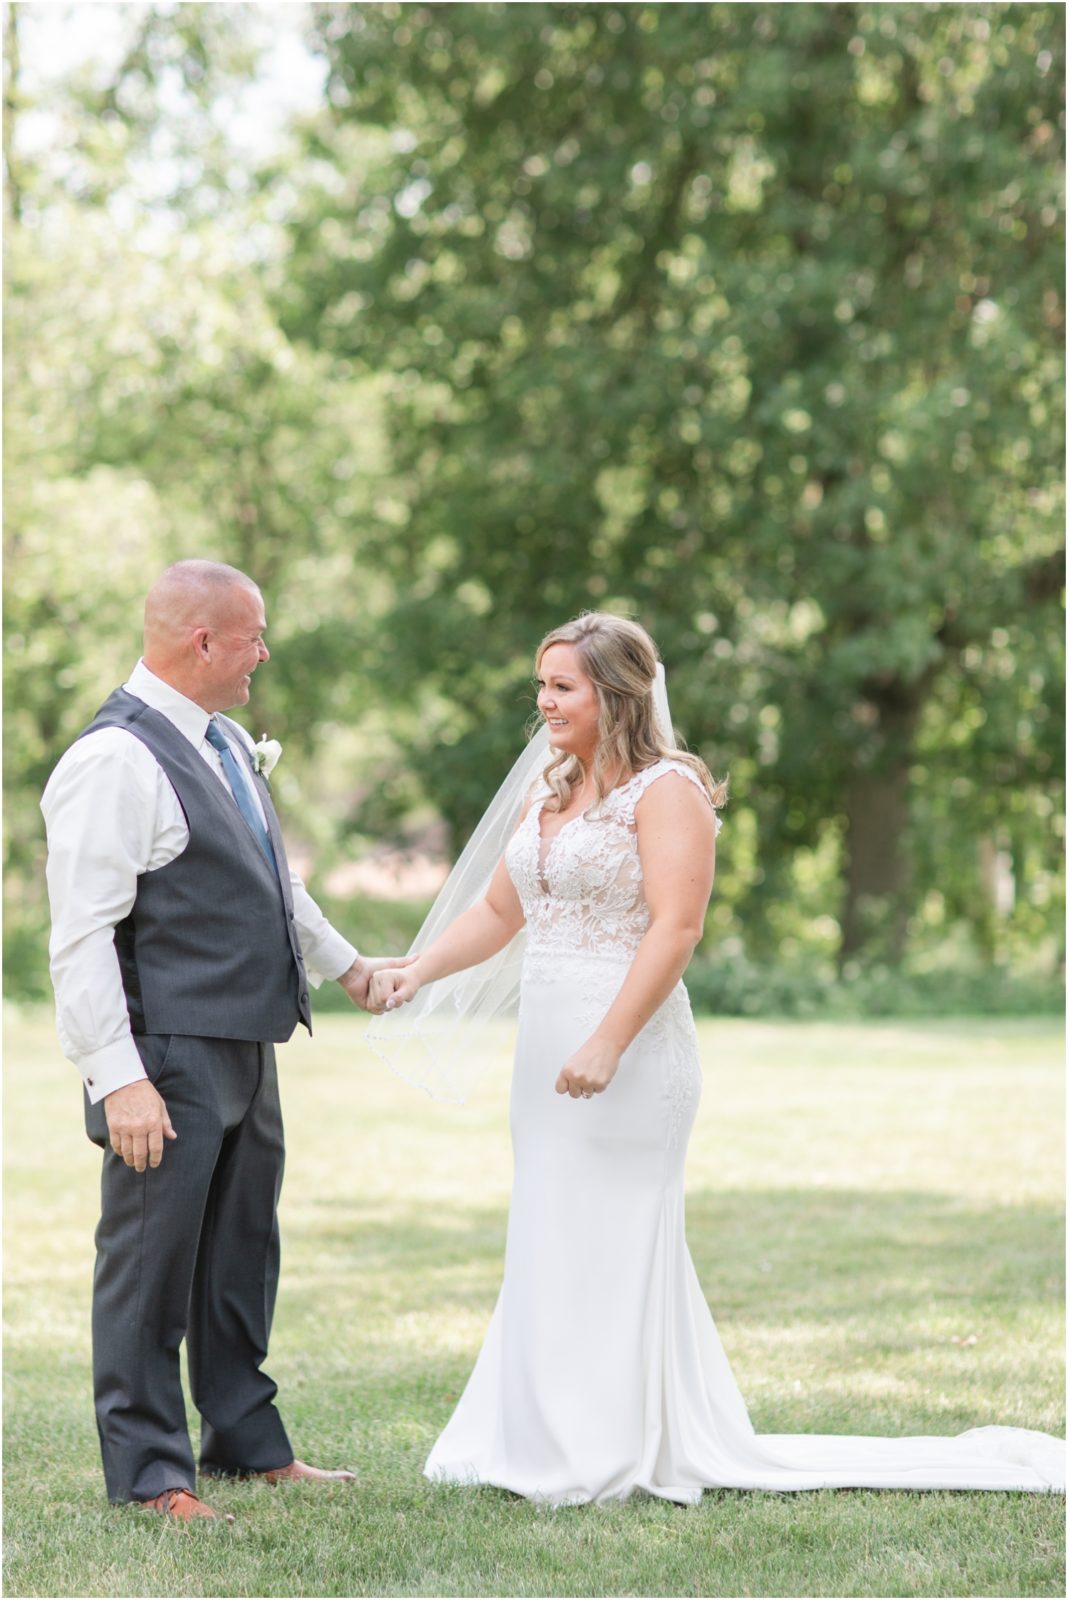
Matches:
[532,761,668,892]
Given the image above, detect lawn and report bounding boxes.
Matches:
[3,1007,1064,1598]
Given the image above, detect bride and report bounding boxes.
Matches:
[369,612,1064,1505]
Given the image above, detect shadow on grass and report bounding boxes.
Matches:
[278,1184,1064,1430]
[3,1189,1063,1600]
[6,1185,1062,1472]
[295,1183,1064,1315]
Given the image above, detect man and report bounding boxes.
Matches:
[41,560,404,1522]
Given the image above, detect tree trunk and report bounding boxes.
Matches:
[839,685,926,969]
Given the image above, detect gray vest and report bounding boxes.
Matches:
[80,688,311,1042]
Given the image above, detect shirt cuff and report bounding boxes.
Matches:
[303,930,360,988]
[77,1037,149,1104]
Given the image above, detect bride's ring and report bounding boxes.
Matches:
[581,1090,593,1099]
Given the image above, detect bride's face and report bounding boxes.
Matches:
[536,643,601,762]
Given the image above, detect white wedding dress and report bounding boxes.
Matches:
[424,759,1065,1504]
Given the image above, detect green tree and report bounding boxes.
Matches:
[3,3,396,993]
[288,0,1064,969]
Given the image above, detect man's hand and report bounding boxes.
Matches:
[338,954,416,1015]
[555,1036,622,1099]
[104,1080,177,1172]
[369,964,423,1012]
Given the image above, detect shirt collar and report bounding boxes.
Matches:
[123,660,212,750]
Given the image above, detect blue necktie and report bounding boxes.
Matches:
[204,718,278,872]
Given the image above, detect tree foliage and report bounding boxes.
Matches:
[288,1,1064,968]
[3,3,1063,1001]
[3,4,396,992]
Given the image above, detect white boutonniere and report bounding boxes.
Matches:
[253,735,282,779]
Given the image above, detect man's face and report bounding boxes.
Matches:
[201,586,269,711]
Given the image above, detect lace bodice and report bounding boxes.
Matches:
[505,759,720,976]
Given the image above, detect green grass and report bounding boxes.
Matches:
[4,1007,1064,1598]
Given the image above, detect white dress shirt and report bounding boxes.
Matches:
[41,661,359,1103]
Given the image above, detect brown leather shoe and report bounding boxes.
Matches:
[141,1487,234,1523]
[259,1458,356,1486]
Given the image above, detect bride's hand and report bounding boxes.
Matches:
[555,1036,621,1099]
[339,954,416,1014]
[369,964,423,1013]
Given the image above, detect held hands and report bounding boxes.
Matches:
[338,955,417,1015]
[104,1079,177,1172]
[555,1036,622,1100]
[368,962,424,1013]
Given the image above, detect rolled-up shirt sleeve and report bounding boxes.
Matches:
[40,732,162,1103]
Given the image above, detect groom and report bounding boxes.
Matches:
[41,560,404,1522]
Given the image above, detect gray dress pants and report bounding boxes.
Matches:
[85,1033,293,1502]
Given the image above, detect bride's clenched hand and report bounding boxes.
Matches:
[339,954,417,1014]
[555,1036,622,1100]
[369,963,424,1013]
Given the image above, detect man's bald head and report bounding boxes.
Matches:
[143,560,269,712]
[145,561,260,643]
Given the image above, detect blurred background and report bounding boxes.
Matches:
[4,1,1064,1019]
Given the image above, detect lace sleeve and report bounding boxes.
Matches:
[620,760,723,834]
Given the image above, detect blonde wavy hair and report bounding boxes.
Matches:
[535,612,728,816]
